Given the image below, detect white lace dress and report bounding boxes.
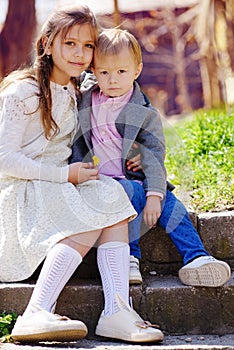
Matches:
[0,80,136,282]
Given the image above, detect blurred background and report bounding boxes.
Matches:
[0,0,234,117]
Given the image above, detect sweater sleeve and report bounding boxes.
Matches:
[0,90,69,182]
[138,107,167,195]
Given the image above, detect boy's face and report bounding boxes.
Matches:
[93,47,143,97]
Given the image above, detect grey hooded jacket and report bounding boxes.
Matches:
[71,77,168,196]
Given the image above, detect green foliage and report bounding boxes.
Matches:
[165,109,234,212]
[0,311,18,343]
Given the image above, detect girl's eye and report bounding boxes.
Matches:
[85,43,94,49]
[65,41,75,46]
[119,70,126,74]
[100,71,108,75]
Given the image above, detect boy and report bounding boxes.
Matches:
[71,28,231,287]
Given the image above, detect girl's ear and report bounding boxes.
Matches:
[42,36,52,55]
[135,62,143,80]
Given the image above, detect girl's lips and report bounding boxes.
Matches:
[69,62,84,67]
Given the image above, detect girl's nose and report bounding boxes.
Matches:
[75,46,83,57]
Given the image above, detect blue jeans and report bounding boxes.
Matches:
[116,179,146,259]
[117,179,209,265]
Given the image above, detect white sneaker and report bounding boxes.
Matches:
[179,256,231,287]
[11,309,88,343]
[129,255,142,285]
[95,293,164,343]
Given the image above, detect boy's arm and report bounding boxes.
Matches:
[137,106,167,197]
[137,108,166,227]
[144,195,162,228]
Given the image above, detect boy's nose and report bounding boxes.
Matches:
[109,74,117,83]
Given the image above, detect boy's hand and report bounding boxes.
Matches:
[68,162,99,184]
[126,143,142,172]
[143,195,161,228]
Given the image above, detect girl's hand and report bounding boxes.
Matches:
[68,162,99,184]
[143,195,161,228]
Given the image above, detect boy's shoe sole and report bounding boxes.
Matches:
[129,256,143,285]
[129,277,142,285]
[178,257,231,287]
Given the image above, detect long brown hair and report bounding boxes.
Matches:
[0,4,98,139]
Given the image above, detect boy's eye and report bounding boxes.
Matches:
[100,71,108,75]
[119,70,126,74]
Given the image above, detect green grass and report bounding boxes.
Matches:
[0,311,18,342]
[164,109,234,213]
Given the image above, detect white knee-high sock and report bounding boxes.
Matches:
[24,243,82,316]
[97,241,129,316]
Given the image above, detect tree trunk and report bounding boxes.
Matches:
[0,0,36,79]
[169,10,192,113]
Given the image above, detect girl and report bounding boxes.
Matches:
[0,4,163,344]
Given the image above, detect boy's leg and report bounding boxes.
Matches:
[115,179,146,284]
[159,190,209,264]
[116,179,146,258]
[159,190,231,287]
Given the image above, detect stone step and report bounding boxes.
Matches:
[73,210,234,279]
[1,272,233,338]
[0,211,233,338]
[1,335,234,349]
[140,210,234,275]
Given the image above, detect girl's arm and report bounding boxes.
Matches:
[68,162,99,184]
[0,92,66,183]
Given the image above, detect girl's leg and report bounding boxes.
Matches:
[95,220,164,343]
[11,229,102,343]
[97,220,129,316]
[24,229,102,315]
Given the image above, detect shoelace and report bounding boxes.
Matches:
[54,314,70,321]
[135,320,160,329]
[130,259,139,268]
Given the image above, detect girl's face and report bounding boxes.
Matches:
[46,23,95,85]
[93,47,142,97]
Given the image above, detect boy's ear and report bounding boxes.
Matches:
[135,62,143,79]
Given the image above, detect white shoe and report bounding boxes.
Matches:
[129,255,142,285]
[95,293,164,343]
[179,256,231,287]
[11,309,88,343]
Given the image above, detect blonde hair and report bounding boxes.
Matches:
[95,28,142,65]
[0,4,98,139]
